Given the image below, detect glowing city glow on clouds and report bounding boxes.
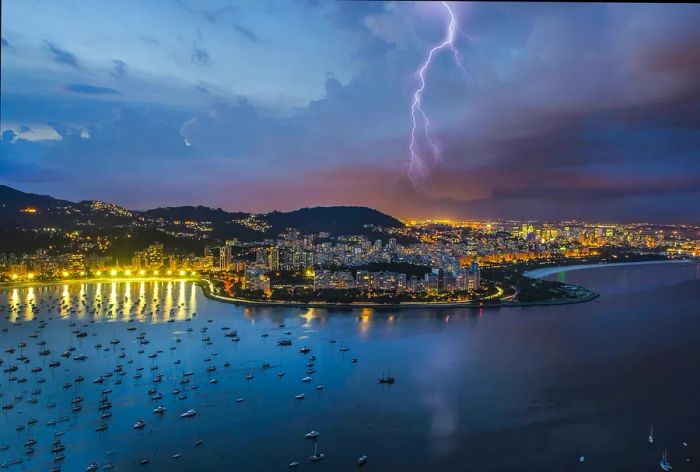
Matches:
[408,1,468,187]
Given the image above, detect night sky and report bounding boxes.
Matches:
[1,1,699,223]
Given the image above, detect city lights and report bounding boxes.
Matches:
[2,196,698,305]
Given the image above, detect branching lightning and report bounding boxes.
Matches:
[408,1,467,186]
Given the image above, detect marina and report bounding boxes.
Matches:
[1,263,699,470]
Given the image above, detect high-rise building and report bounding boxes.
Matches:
[132,250,145,269]
[220,241,234,271]
[255,247,267,266]
[267,247,280,271]
[467,261,480,291]
[66,253,85,272]
[145,243,164,269]
[356,270,372,289]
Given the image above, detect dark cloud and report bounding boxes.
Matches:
[200,5,238,23]
[65,83,120,95]
[43,40,78,67]
[137,35,160,45]
[232,24,260,43]
[190,47,211,66]
[179,2,262,42]
[3,3,699,222]
[180,98,263,155]
[111,59,128,79]
[2,130,17,142]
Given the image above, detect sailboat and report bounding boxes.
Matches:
[309,441,324,462]
[659,448,671,471]
[649,426,654,444]
[378,370,395,384]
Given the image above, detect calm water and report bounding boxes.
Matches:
[1,263,700,471]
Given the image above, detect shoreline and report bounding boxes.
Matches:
[0,276,601,310]
[23,261,695,309]
[0,277,199,290]
[196,280,599,310]
[524,259,694,279]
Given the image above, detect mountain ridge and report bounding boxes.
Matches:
[0,185,404,249]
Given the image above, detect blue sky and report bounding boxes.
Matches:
[1,1,699,222]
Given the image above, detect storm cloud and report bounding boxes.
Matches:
[1,2,698,222]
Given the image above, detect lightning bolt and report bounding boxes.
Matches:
[408,1,467,186]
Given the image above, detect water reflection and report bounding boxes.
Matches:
[2,281,200,326]
[0,265,699,471]
[358,308,373,337]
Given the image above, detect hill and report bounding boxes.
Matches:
[263,206,402,236]
[0,185,406,252]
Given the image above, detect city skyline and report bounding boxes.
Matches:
[2,1,700,223]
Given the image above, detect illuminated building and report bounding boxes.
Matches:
[267,247,280,271]
[145,243,164,269]
[220,242,233,271]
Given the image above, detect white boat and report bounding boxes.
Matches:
[133,419,146,429]
[295,393,305,400]
[357,454,368,466]
[649,426,654,444]
[302,376,313,383]
[659,448,671,471]
[288,461,300,468]
[305,430,320,439]
[309,442,324,462]
[153,406,166,414]
[180,409,196,418]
